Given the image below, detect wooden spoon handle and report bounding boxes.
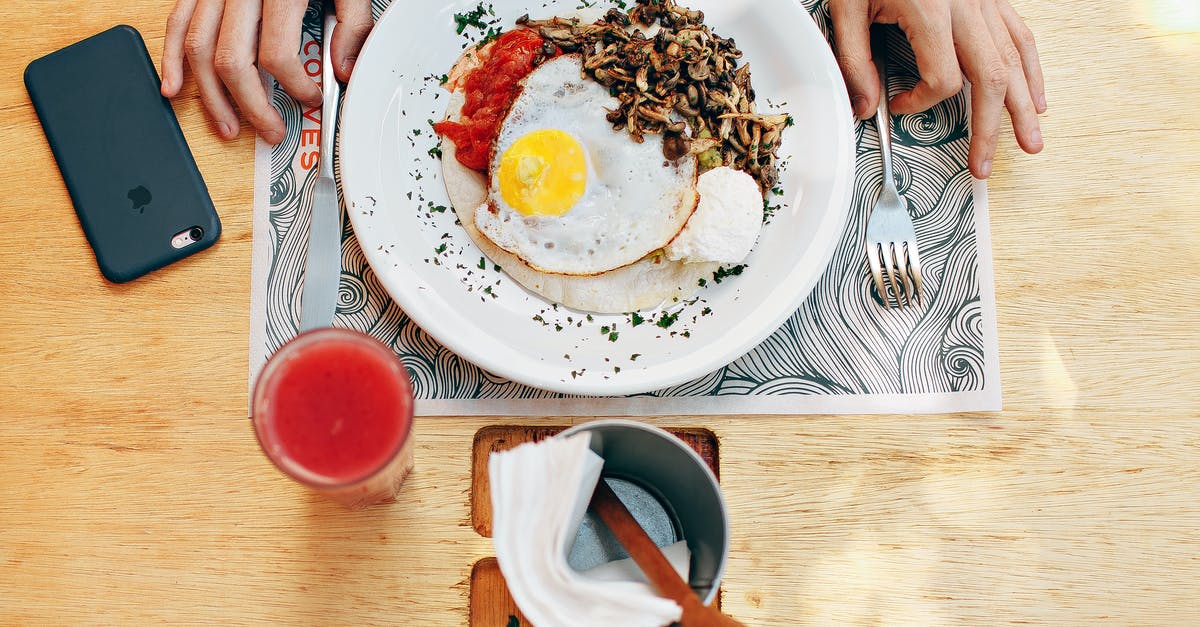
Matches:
[589,479,697,600]
[588,479,745,627]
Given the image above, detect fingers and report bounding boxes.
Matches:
[888,11,960,115]
[185,0,240,139]
[997,0,1046,113]
[829,0,879,119]
[982,0,1041,155]
[951,5,1006,179]
[216,0,286,144]
[261,0,322,107]
[332,0,374,83]
[162,0,198,97]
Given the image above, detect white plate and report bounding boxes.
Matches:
[340,0,854,395]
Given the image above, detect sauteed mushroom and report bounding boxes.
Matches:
[522,0,789,192]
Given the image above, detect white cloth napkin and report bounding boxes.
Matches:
[489,432,687,627]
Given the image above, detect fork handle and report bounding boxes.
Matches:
[871,30,896,192]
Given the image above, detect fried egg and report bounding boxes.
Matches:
[475,55,698,276]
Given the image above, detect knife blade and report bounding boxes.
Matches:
[299,6,342,332]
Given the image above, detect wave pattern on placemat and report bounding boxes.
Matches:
[258,0,991,401]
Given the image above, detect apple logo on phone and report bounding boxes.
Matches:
[127,185,152,213]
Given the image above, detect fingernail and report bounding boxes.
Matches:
[219,121,234,139]
[979,159,993,178]
[1038,93,1048,111]
[1030,129,1043,147]
[851,95,868,119]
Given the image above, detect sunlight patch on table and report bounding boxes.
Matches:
[1039,332,1078,410]
[800,526,945,625]
[1132,0,1200,53]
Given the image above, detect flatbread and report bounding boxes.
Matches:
[437,90,717,313]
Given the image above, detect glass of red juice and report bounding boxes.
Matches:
[252,328,414,508]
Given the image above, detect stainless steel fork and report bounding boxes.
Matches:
[864,36,923,308]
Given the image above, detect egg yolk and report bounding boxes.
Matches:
[497,129,587,217]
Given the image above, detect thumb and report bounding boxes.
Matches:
[332,0,374,83]
[829,0,879,119]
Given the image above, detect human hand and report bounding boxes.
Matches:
[161,0,374,145]
[829,0,1046,179]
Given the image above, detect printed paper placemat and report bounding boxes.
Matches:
[249,0,1001,415]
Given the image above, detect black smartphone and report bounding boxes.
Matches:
[24,25,220,283]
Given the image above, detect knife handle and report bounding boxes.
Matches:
[319,8,339,181]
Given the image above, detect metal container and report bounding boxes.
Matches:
[560,419,729,604]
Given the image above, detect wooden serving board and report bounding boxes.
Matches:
[470,557,530,627]
[468,425,721,625]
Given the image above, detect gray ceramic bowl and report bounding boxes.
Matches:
[560,419,729,604]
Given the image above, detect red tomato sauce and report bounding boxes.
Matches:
[434,29,554,172]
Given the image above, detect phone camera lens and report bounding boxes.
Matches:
[189,227,204,241]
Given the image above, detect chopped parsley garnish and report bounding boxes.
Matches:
[656,311,680,328]
[478,257,487,270]
[630,353,641,361]
[478,26,503,46]
[434,243,447,254]
[608,332,619,342]
[453,4,495,35]
[763,197,780,222]
[712,264,746,284]
[630,312,645,326]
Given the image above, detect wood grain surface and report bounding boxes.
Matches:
[471,557,530,627]
[2,1,1199,625]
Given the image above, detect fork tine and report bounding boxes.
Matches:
[906,239,924,305]
[866,241,889,308]
[882,242,902,307]
[894,241,913,306]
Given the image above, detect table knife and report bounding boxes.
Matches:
[299,5,342,332]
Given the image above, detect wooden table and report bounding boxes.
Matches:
[2,1,1198,624]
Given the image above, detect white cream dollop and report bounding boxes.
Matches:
[665,166,763,264]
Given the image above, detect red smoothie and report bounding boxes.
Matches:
[253,328,414,504]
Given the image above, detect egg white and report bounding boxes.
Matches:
[475,55,698,276]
